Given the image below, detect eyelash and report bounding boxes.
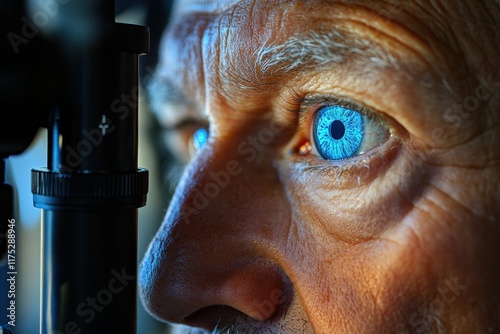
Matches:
[283,91,384,127]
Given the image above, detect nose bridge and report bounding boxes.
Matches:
[140,137,291,324]
[175,118,288,230]
[171,138,288,259]
[179,146,245,226]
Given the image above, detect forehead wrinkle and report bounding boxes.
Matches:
[206,0,277,111]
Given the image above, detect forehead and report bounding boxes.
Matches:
[167,0,458,39]
[156,0,483,115]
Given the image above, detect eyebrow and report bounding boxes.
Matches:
[257,31,389,75]
[148,30,388,105]
[146,75,190,121]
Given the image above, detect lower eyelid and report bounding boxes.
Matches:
[286,136,401,189]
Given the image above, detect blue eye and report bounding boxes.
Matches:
[192,128,208,150]
[312,105,389,161]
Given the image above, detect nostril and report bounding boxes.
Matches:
[182,277,293,332]
[184,305,250,332]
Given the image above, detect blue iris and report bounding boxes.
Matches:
[192,128,208,150]
[313,105,364,160]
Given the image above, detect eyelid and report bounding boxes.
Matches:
[284,92,401,165]
[162,118,209,132]
[289,94,388,134]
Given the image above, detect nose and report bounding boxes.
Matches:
[139,140,291,330]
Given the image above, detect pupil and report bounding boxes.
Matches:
[330,120,345,140]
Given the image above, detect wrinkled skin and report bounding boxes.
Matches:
[139,1,500,333]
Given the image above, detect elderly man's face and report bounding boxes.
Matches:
[140,0,500,332]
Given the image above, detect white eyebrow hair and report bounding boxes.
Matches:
[256,31,390,74]
[218,30,395,94]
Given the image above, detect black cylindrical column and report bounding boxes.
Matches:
[31,1,149,333]
[41,210,138,333]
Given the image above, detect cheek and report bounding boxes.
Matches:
[277,196,459,332]
[275,147,465,330]
[277,211,444,332]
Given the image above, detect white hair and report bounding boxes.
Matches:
[217,30,395,96]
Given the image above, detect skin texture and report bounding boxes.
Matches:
[139,0,500,333]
